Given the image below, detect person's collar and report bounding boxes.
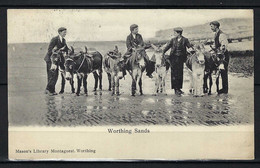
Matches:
[59,35,63,42]
[131,33,137,38]
[215,29,220,34]
[176,35,182,41]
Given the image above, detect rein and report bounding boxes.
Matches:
[76,54,86,72]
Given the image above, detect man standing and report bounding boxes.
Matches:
[163,27,193,96]
[124,24,155,78]
[210,21,229,94]
[44,27,68,96]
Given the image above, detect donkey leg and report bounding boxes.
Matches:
[111,74,115,96]
[107,73,112,91]
[98,69,103,90]
[193,72,198,96]
[188,70,194,94]
[76,75,82,96]
[203,73,208,94]
[131,77,136,96]
[93,71,98,91]
[198,74,204,96]
[216,75,220,94]
[139,78,143,95]
[115,76,120,96]
[153,75,158,96]
[59,73,65,94]
[162,75,167,95]
[208,74,213,95]
[83,74,88,95]
[70,76,75,93]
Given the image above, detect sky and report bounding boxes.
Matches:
[8,9,253,43]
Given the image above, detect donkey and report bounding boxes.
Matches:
[203,49,227,95]
[125,47,147,96]
[103,46,126,96]
[150,44,170,96]
[64,46,103,96]
[185,43,207,97]
[50,46,75,94]
[126,46,149,96]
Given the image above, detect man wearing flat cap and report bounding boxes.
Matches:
[163,27,193,96]
[124,24,155,78]
[210,21,229,94]
[44,27,68,96]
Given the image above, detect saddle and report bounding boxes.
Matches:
[107,51,121,59]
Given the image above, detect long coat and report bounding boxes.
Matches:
[163,36,192,89]
[44,36,68,62]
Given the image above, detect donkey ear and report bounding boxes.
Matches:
[70,46,74,53]
[161,43,168,51]
[150,44,157,50]
[85,46,88,53]
[114,45,118,52]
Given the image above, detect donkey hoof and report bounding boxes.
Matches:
[93,89,97,92]
[131,94,135,97]
[108,88,112,91]
[59,91,64,94]
[76,93,80,96]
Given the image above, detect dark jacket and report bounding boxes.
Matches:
[163,36,192,62]
[126,33,145,52]
[44,36,68,62]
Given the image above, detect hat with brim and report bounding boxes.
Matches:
[58,27,67,33]
[173,27,183,32]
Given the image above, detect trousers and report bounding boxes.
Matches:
[46,61,59,93]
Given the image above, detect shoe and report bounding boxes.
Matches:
[179,89,184,94]
[48,91,57,96]
[45,89,50,94]
[174,89,181,96]
[218,89,228,94]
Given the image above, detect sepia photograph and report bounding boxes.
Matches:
[8,9,254,160]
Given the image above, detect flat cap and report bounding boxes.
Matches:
[173,27,183,32]
[58,27,67,33]
[210,21,220,27]
[130,24,138,31]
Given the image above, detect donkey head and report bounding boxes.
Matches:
[193,43,206,65]
[50,46,66,71]
[151,44,166,67]
[132,47,145,68]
